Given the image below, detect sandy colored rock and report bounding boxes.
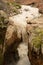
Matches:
[37,3,43,13]
[15,0,41,5]
[27,15,43,24]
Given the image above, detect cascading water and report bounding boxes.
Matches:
[4,5,41,65]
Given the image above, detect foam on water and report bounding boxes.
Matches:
[9,5,41,42]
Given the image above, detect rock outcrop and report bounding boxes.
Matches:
[27,15,43,65]
[0,10,9,65]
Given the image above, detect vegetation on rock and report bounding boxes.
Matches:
[28,27,43,65]
[0,0,21,16]
[6,2,21,14]
[31,28,43,49]
[0,1,21,64]
[0,10,8,65]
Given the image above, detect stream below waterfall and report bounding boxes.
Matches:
[5,43,31,65]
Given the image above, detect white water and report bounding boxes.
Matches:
[9,5,41,43]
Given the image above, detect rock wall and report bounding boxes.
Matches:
[27,15,43,65]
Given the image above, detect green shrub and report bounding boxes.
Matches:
[6,2,21,14]
[0,11,8,28]
[31,28,43,48]
[11,2,21,9]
